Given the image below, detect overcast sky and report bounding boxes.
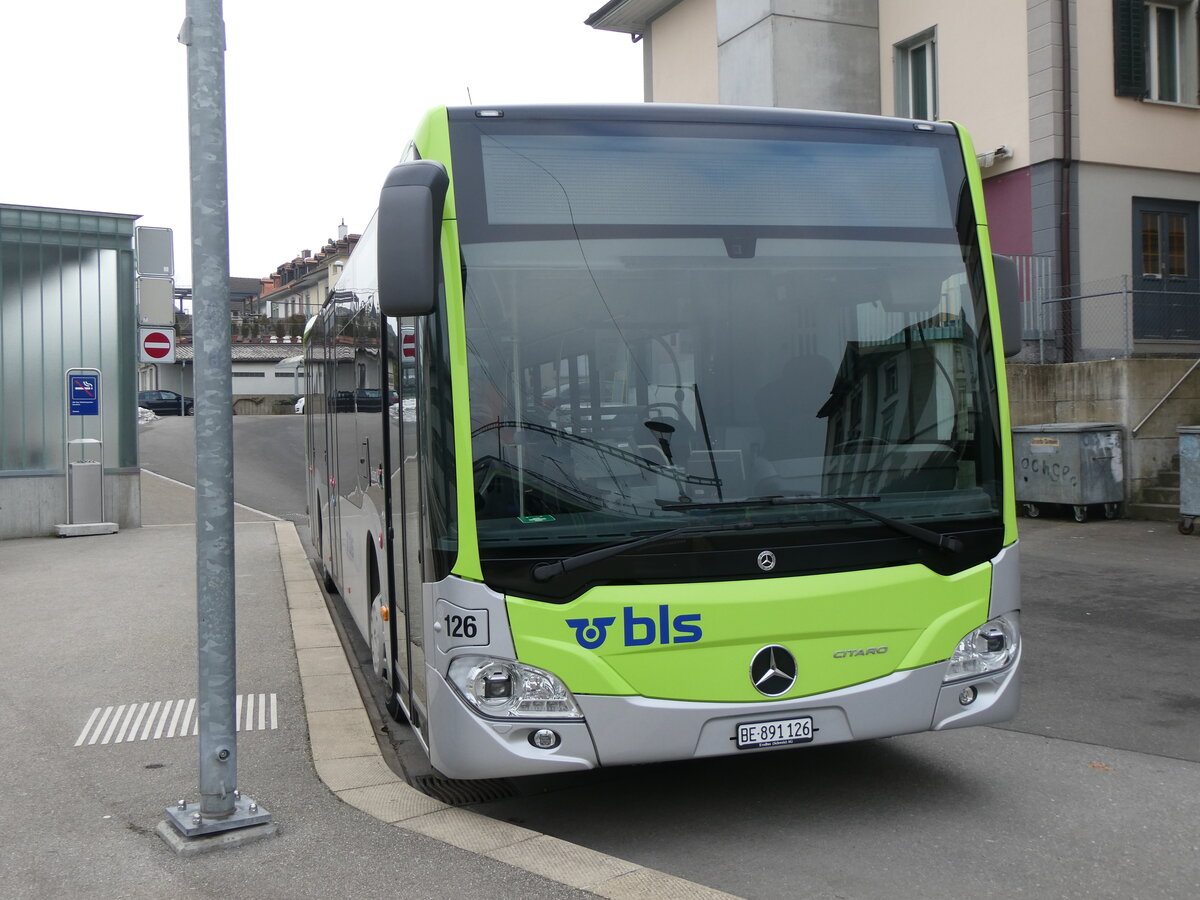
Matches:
[0,1,643,286]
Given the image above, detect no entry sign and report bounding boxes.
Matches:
[138,327,176,364]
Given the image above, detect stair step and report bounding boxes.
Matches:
[1140,486,1181,506]
[1125,502,1183,523]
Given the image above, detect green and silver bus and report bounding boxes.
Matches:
[303,104,1023,780]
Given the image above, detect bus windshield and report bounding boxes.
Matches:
[453,115,1004,589]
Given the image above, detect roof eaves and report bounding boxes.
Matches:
[585,0,678,33]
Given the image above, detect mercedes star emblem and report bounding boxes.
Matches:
[757,550,777,572]
[750,644,797,696]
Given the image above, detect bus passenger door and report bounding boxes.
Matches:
[387,315,418,724]
[321,322,343,587]
[322,300,359,587]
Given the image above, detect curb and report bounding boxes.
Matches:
[275,520,742,900]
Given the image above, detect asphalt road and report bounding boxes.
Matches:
[138,413,308,524]
[141,416,1200,899]
[459,515,1200,899]
[998,515,1200,762]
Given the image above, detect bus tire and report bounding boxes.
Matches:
[369,592,390,682]
[317,505,336,592]
[385,693,408,724]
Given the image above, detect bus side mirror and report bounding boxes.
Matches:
[992,255,1022,358]
[378,160,449,318]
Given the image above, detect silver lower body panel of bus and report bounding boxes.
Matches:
[424,647,1020,780]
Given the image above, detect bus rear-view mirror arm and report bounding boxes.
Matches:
[378,159,450,318]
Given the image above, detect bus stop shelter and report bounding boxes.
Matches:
[0,203,141,539]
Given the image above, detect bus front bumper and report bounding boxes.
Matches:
[425,652,1019,780]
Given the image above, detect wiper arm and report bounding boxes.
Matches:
[531,521,754,583]
[661,495,964,554]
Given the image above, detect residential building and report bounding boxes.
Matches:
[258,221,360,321]
[586,1,882,113]
[229,277,264,316]
[146,225,360,413]
[588,0,1200,517]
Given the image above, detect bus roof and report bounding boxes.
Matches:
[444,103,959,137]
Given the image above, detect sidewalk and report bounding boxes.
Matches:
[0,470,736,900]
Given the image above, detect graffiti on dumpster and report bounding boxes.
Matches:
[1019,455,1077,487]
[1017,431,1123,491]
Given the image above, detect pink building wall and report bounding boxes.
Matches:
[983,167,1033,257]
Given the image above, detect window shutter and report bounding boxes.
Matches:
[1113,0,1147,96]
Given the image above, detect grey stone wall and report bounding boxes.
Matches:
[1008,359,1200,513]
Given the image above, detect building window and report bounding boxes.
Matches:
[1114,0,1198,103]
[1148,2,1181,101]
[1140,210,1188,277]
[895,29,937,120]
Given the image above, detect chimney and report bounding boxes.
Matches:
[338,218,348,240]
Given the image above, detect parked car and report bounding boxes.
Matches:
[332,389,399,412]
[138,390,194,416]
[294,396,305,415]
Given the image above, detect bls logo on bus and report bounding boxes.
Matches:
[566,605,702,650]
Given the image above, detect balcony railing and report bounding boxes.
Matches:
[174,315,307,345]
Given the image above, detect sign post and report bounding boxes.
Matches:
[158,0,273,852]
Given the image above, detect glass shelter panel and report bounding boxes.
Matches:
[1,206,137,474]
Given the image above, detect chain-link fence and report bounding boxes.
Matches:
[1011,260,1200,363]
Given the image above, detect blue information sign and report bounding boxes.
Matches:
[69,372,101,416]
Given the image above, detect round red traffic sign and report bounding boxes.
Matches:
[142,331,172,359]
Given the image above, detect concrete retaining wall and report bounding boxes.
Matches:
[232,395,298,416]
[1008,359,1200,510]
[0,471,141,540]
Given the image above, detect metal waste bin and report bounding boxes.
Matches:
[1012,423,1124,522]
[1180,426,1200,535]
[68,460,104,524]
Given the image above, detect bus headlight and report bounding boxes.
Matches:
[448,656,583,719]
[943,614,1019,682]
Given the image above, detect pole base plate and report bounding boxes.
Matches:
[162,795,271,839]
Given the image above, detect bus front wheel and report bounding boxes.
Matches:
[369,593,390,682]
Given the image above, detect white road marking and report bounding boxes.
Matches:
[127,703,150,743]
[140,469,283,521]
[75,694,280,747]
[140,701,162,741]
[182,698,196,737]
[75,707,102,747]
[114,703,140,743]
[153,700,174,740]
[88,707,114,745]
[101,705,126,744]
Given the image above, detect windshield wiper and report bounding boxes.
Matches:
[660,495,964,554]
[531,521,755,583]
